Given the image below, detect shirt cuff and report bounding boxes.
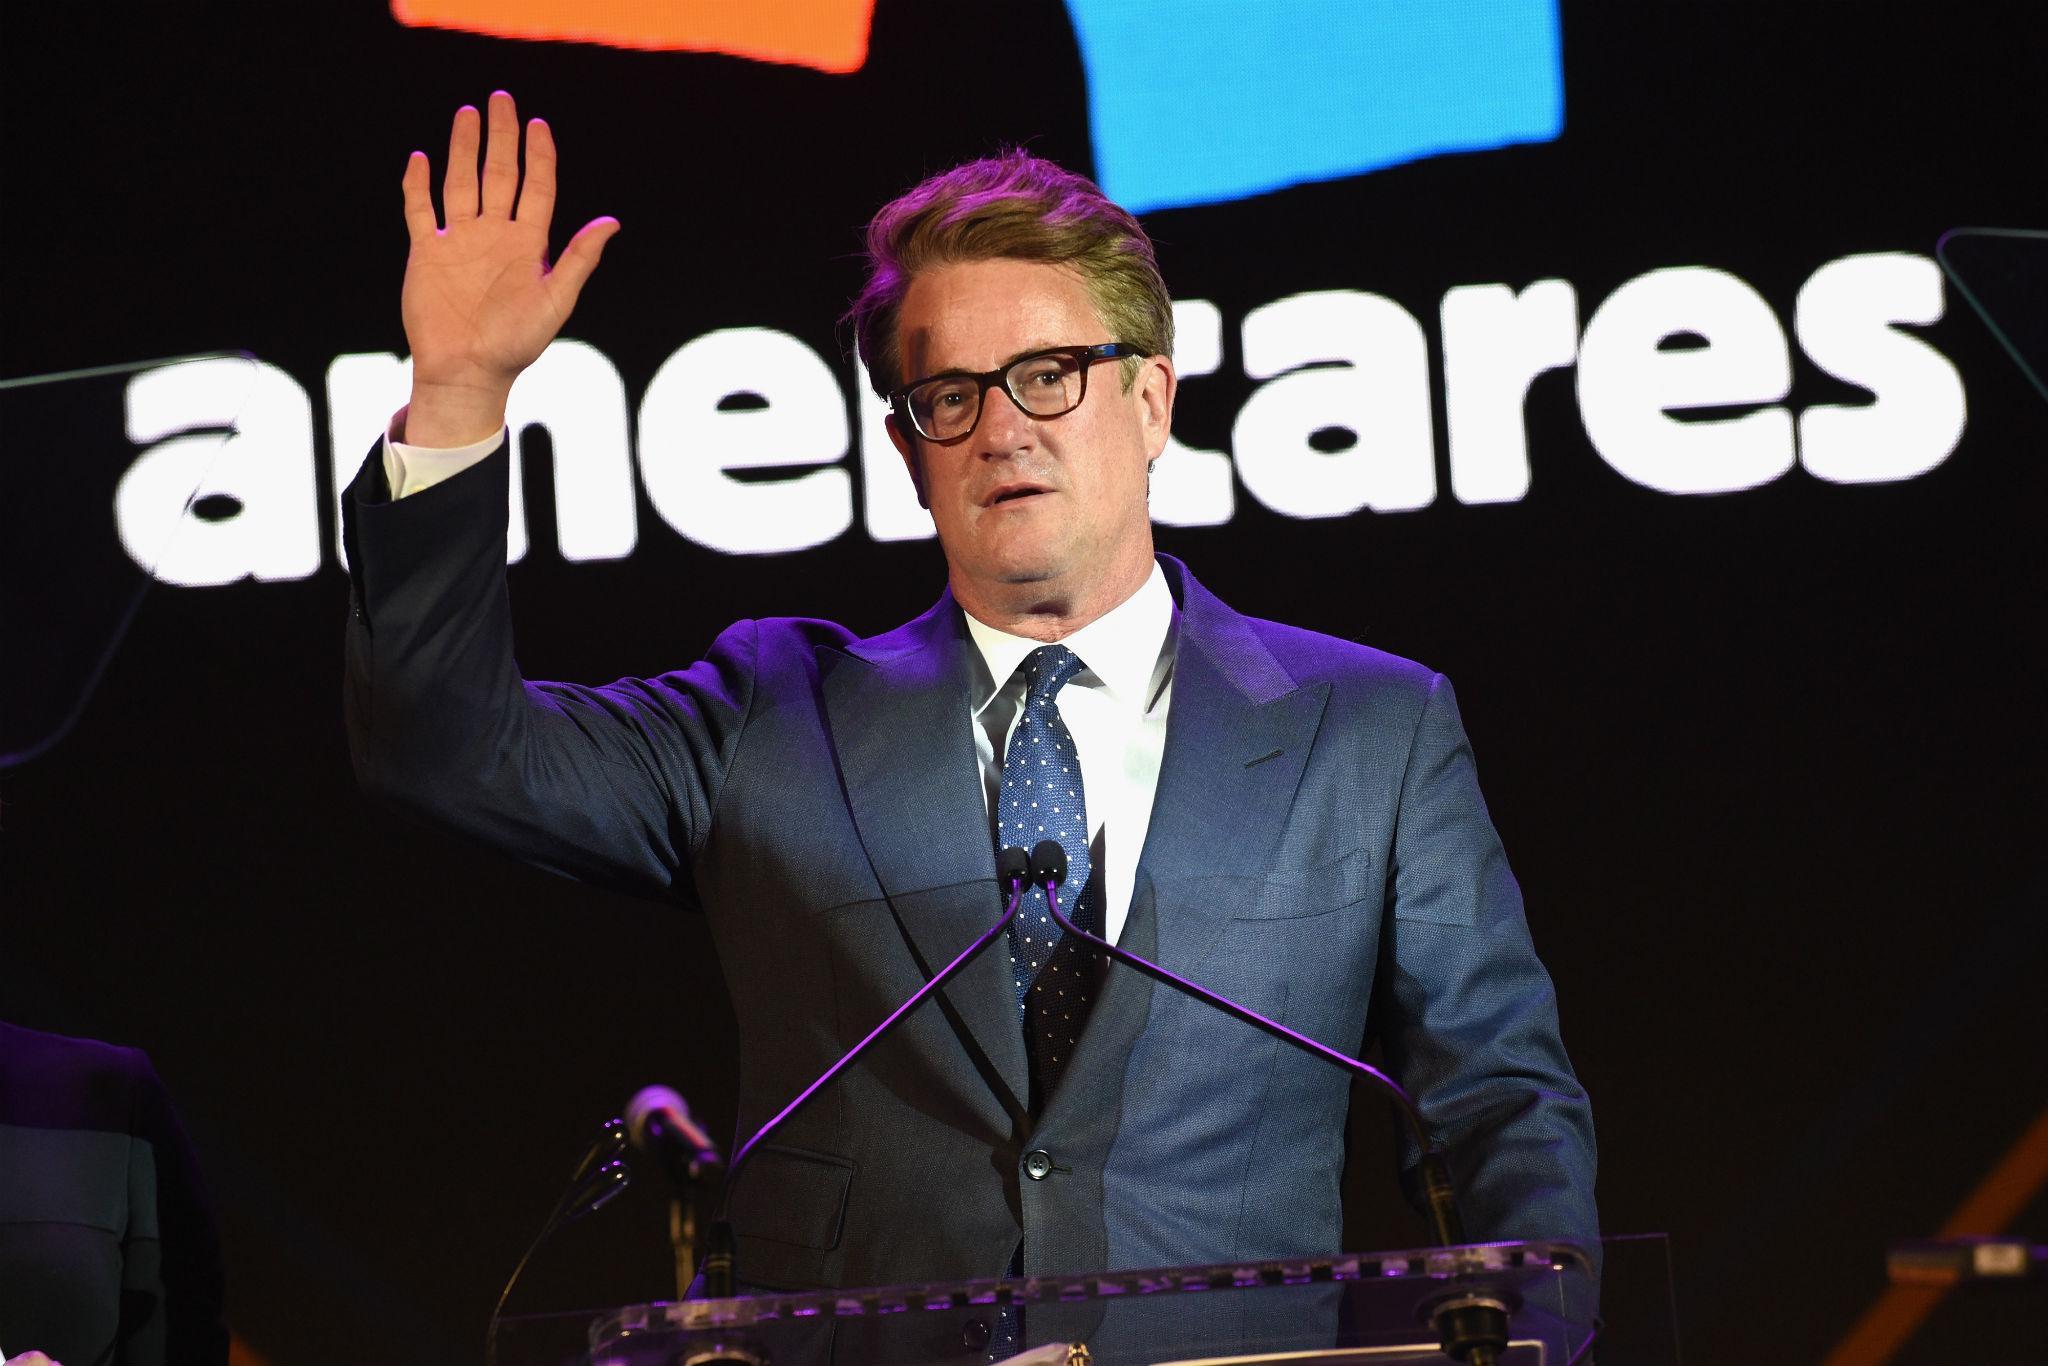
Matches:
[381,406,506,499]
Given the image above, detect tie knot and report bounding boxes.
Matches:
[1020,644,1085,703]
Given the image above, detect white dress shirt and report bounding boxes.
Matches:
[380,420,1180,943]
[963,567,1177,946]
[382,414,502,498]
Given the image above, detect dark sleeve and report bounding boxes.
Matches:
[1376,673,1600,1267]
[119,1051,228,1366]
[341,439,759,902]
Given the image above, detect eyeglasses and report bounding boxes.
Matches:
[889,342,1146,443]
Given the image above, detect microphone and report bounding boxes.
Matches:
[1026,839,1066,890]
[1026,839,1510,1366]
[626,1084,724,1188]
[997,842,1033,891]
[628,1085,726,1300]
[703,847,1036,1299]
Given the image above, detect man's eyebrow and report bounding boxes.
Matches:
[909,343,1066,385]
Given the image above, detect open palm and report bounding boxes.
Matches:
[399,91,617,441]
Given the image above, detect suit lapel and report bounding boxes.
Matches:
[1136,558,1330,973]
[1041,558,1329,1129]
[820,593,1030,1116]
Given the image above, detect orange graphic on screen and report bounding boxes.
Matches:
[391,0,877,74]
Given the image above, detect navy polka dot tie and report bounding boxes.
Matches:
[998,645,1100,1107]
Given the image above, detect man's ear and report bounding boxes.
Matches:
[1136,355,1178,464]
[885,412,930,509]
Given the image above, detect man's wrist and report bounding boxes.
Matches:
[403,379,513,448]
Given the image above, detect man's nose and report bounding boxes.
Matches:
[975,382,1036,454]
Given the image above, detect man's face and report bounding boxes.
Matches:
[887,258,1174,622]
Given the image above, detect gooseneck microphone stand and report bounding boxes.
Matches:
[1026,839,1514,1366]
[484,1116,633,1366]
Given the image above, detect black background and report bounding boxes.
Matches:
[4,4,2045,1363]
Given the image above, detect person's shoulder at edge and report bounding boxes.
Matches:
[0,1021,157,1129]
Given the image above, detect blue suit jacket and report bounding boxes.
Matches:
[344,442,1596,1293]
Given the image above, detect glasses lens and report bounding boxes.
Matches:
[909,375,981,441]
[1006,351,1087,417]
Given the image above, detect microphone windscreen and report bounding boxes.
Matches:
[624,1084,687,1151]
[1029,840,1068,888]
[997,845,1031,885]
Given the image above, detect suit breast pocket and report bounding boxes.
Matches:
[1235,848,1375,920]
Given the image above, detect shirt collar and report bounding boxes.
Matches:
[964,562,1175,717]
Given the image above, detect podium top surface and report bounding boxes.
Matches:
[499,1241,1629,1366]
[631,1242,1592,1337]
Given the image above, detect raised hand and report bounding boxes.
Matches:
[399,90,619,447]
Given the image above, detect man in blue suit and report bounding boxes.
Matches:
[346,92,1596,1298]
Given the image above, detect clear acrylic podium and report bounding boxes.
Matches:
[494,1236,1679,1366]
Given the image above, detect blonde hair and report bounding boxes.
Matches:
[849,150,1173,399]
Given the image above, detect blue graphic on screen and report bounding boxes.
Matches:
[1064,0,1563,214]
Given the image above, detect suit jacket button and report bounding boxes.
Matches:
[960,1315,991,1350]
[1024,1149,1054,1181]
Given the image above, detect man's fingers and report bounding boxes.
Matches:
[402,151,439,240]
[549,216,621,309]
[516,117,557,228]
[480,90,520,217]
[443,104,480,222]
